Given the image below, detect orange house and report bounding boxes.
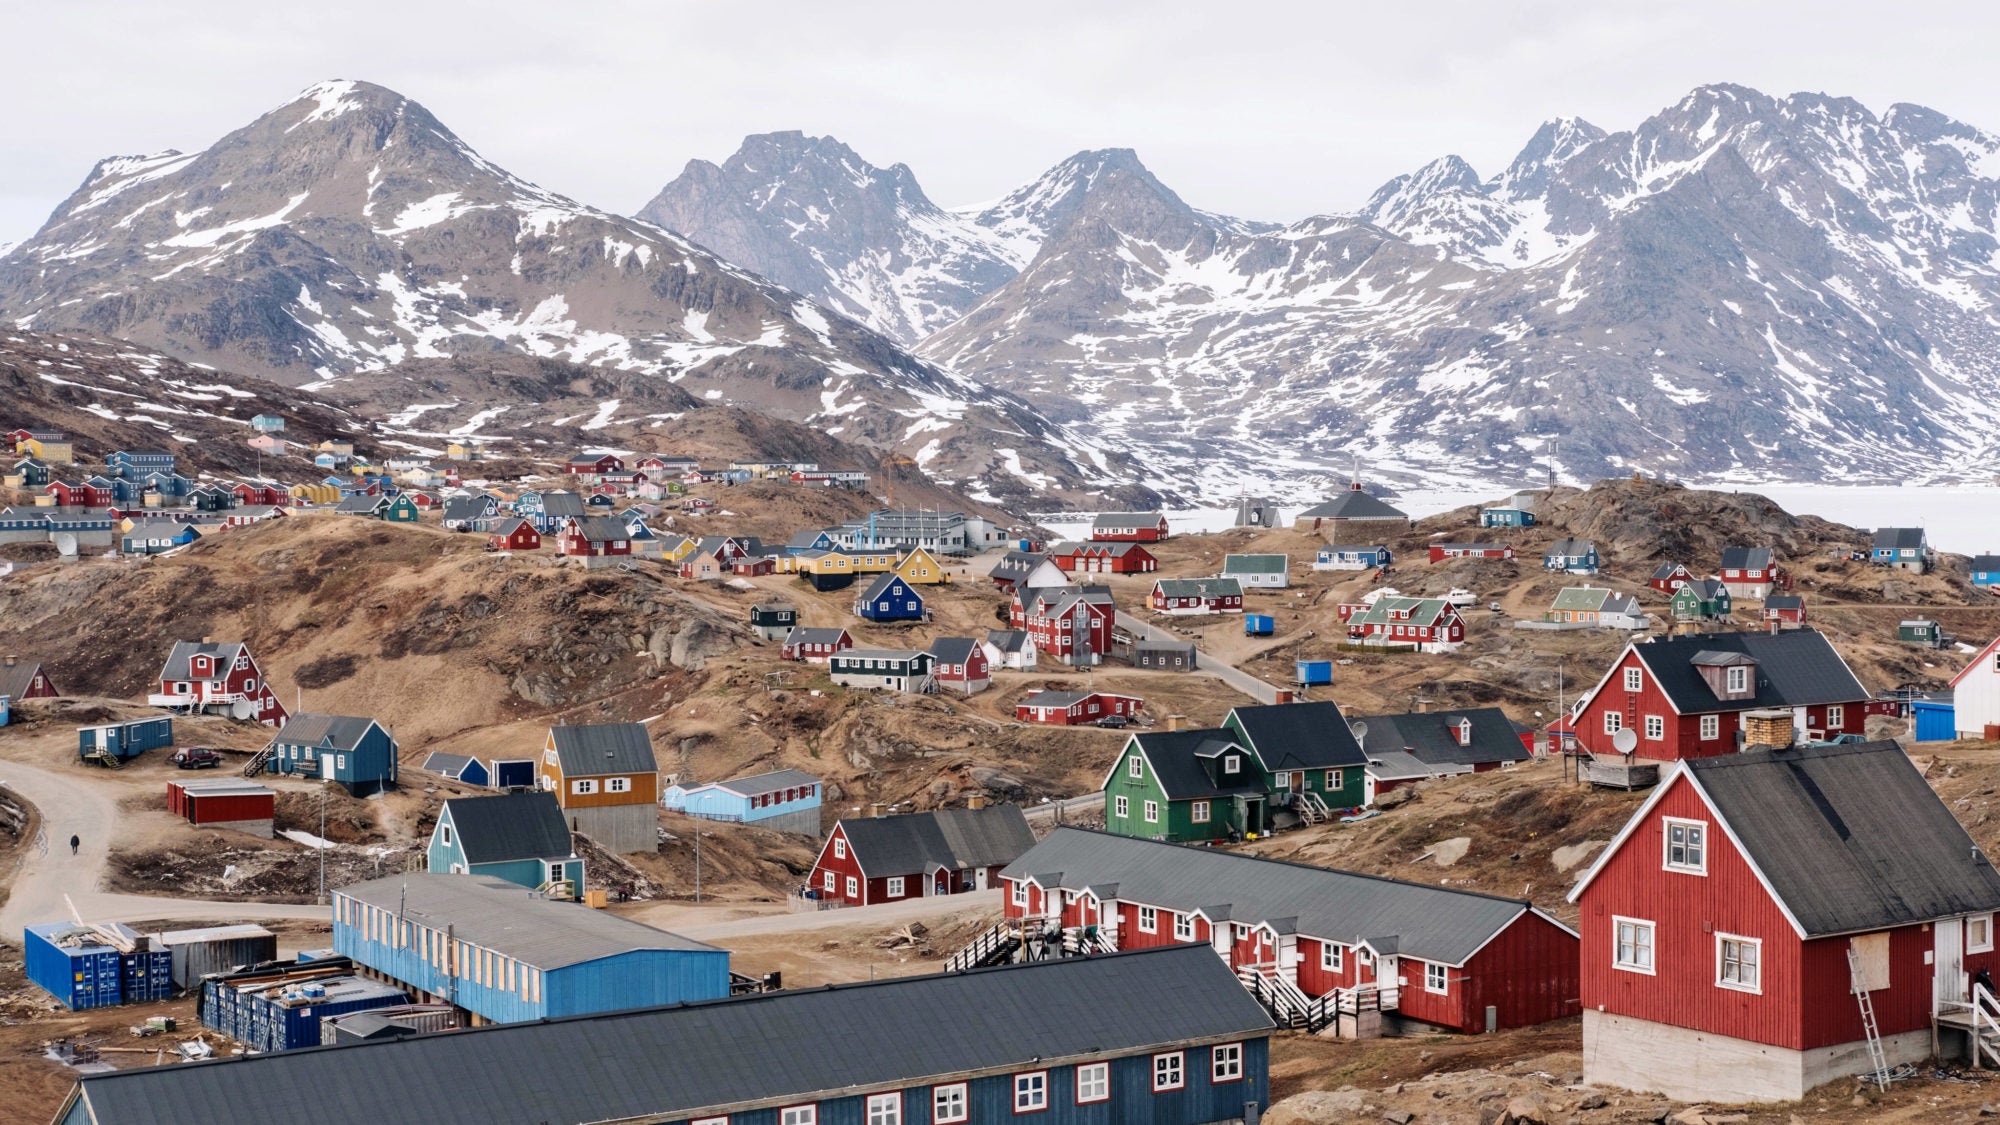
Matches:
[539,723,660,853]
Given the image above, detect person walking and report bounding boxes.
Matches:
[69,834,79,857]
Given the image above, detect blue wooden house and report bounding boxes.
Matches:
[1543,538,1599,574]
[250,414,286,433]
[11,457,50,488]
[1970,554,2000,589]
[142,470,195,500]
[314,451,344,470]
[661,768,823,835]
[260,714,399,797]
[1480,506,1535,527]
[786,528,838,555]
[121,520,201,555]
[105,450,175,479]
[1313,545,1391,571]
[421,751,490,787]
[1871,527,1933,572]
[332,873,729,1024]
[855,572,927,622]
[428,792,583,898]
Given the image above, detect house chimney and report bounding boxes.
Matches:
[966,793,987,810]
[1165,714,1187,732]
[201,636,214,645]
[1744,709,1794,750]
[867,802,887,818]
[2,655,14,668]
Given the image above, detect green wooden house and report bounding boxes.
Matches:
[1668,577,1732,621]
[382,494,420,523]
[1899,618,1947,647]
[1220,700,1368,812]
[1101,729,1270,842]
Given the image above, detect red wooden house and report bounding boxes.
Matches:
[563,453,625,478]
[928,637,991,695]
[152,640,289,726]
[1051,541,1158,575]
[46,480,112,508]
[1569,740,2000,1102]
[166,778,276,837]
[1015,689,1143,725]
[1001,829,1580,1035]
[1011,585,1116,666]
[1427,543,1514,563]
[1648,562,1696,594]
[1089,512,1169,542]
[554,516,633,560]
[1717,546,1783,600]
[811,803,1035,906]
[1150,578,1244,616]
[1761,595,1807,628]
[1568,630,1869,761]
[230,483,289,507]
[731,556,776,577]
[781,627,853,663]
[488,518,542,552]
[0,655,59,701]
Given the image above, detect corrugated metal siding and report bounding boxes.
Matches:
[1459,911,1582,1031]
[1578,776,1806,1048]
[186,792,273,825]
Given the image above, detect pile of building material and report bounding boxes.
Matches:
[25,923,173,1009]
[200,957,407,1052]
[147,925,278,991]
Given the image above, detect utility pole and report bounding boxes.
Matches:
[318,778,328,905]
[693,827,702,904]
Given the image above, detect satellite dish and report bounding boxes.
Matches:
[1350,721,1368,747]
[1612,728,1639,756]
[230,699,256,721]
[53,532,77,557]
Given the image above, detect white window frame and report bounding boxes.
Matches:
[1128,756,1144,779]
[1325,769,1343,790]
[1137,905,1157,934]
[1827,704,1845,728]
[1143,800,1159,824]
[1700,714,1720,740]
[692,1117,728,1125]
[1644,714,1664,740]
[1973,914,1995,955]
[1717,933,1762,994]
[1212,1042,1243,1083]
[822,870,836,892]
[1012,880,1030,906]
[606,776,630,793]
[885,876,905,898]
[1173,913,1196,942]
[1190,800,1210,824]
[1222,754,1240,774]
[780,1107,816,1125]
[1664,817,1708,875]
[1623,667,1643,692]
[1321,942,1343,972]
[572,778,598,795]
[845,876,859,898]
[1113,795,1129,819]
[1603,711,1622,735]
[865,1092,900,1125]
[1076,1061,1110,1103]
[1013,1071,1048,1113]
[1152,1051,1185,1092]
[933,1084,968,1124]
[1424,962,1449,994]
[1726,665,1749,693]
[833,837,846,860]
[1613,916,1656,975]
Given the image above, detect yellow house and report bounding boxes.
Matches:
[445,441,483,461]
[658,536,701,565]
[317,439,356,457]
[289,482,342,505]
[24,438,73,464]
[892,546,952,586]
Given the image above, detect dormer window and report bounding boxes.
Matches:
[1456,719,1472,747]
[1223,755,1240,774]
[1726,666,1748,693]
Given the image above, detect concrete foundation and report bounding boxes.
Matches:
[200,818,275,839]
[1582,1009,1931,1103]
[568,803,659,854]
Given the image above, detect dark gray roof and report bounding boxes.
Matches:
[489,517,534,536]
[927,636,981,664]
[1545,538,1593,557]
[1629,630,1869,713]
[442,793,572,865]
[1019,690,1093,708]
[338,874,716,968]
[1128,729,1266,801]
[858,571,913,601]
[159,640,248,681]
[0,658,51,702]
[1651,562,1691,579]
[1090,511,1165,531]
[441,496,489,521]
[836,806,1035,877]
[1222,554,1287,574]
[1719,546,1774,570]
[986,629,1030,653]
[569,515,630,544]
[61,945,1266,1125]
[1349,708,1529,768]
[422,751,477,778]
[548,723,657,776]
[1764,594,1805,611]
[1154,577,1242,599]
[1136,640,1196,654]
[1296,488,1407,521]
[1683,742,2000,936]
[270,714,384,753]
[711,769,821,798]
[787,528,834,549]
[1004,829,1541,965]
[539,490,587,518]
[1970,555,2000,572]
[1873,527,1926,550]
[988,550,1047,580]
[333,494,384,513]
[1225,701,1368,772]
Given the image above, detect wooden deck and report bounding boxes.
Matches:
[1580,758,1661,790]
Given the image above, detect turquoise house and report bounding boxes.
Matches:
[429,791,582,899]
[660,768,822,836]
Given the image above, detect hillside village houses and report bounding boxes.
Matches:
[1339,597,1466,652]
[1546,586,1648,629]
[1717,545,1783,598]
[539,722,660,853]
[811,801,1035,906]
[151,640,289,726]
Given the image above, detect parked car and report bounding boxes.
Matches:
[1094,715,1131,729]
[1445,588,1476,608]
[172,747,222,770]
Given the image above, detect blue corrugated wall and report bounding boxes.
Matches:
[1913,699,1956,742]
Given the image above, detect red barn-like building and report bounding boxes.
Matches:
[1648,562,1696,594]
[1011,585,1116,667]
[1015,689,1143,726]
[0,656,59,701]
[1089,512,1169,543]
[563,453,625,477]
[1568,631,1869,761]
[152,640,289,727]
[488,518,542,552]
[811,804,1035,907]
[1050,541,1158,575]
[1570,740,2000,1102]
[1000,829,1580,1035]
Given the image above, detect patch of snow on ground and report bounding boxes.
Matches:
[580,400,621,430]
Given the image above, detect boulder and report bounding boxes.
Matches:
[1264,1088,1367,1125]
[1376,785,1416,809]
[670,616,734,670]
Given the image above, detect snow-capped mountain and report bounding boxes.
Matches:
[0,81,1131,503]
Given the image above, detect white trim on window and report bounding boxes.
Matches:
[1700,714,1720,740]
[780,1107,816,1125]
[833,837,846,859]
[933,1083,968,1124]
[1190,799,1210,823]
[1143,800,1159,824]
[1973,914,1996,955]
[1424,962,1448,994]
[1173,913,1196,941]
[1717,933,1762,994]
[1613,915,1656,975]
[1011,880,1029,906]
[885,876,905,898]
[865,1092,900,1125]
[1320,942,1343,973]
[1212,1042,1243,1082]
[1604,711,1622,735]
[1013,1070,1048,1113]
[1076,1062,1110,1103]
[1827,704,1845,728]
[1128,756,1144,778]
[1152,1051,1185,1092]
[1643,714,1664,740]
[1623,667,1643,692]
[1137,905,1157,933]
[1663,817,1708,875]
[845,876,858,898]
[692,1117,727,1125]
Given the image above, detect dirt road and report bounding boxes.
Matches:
[0,758,327,937]
[1116,611,1279,704]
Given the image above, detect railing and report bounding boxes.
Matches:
[242,746,274,777]
[1963,984,2000,1069]
[944,922,1022,973]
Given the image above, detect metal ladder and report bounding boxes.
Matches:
[1849,945,1892,1088]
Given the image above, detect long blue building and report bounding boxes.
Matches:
[54,944,1272,1125]
[331,873,727,1025]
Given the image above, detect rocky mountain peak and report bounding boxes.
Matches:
[1492,116,1607,199]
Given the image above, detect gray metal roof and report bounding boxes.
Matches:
[489,517,534,537]
[547,723,657,776]
[441,496,490,521]
[927,636,981,664]
[269,714,384,753]
[985,629,1031,653]
[441,793,572,865]
[1873,527,1927,550]
[1224,701,1368,772]
[1154,577,1243,598]
[836,806,1035,877]
[1222,553,1287,574]
[1544,538,1594,557]
[1089,511,1165,531]
[709,768,822,798]
[0,658,51,702]
[1349,708,1529,769]
[1630,630,1869,714]
[61,945,1267,1125]
[337,874,717,969]
[159,640,248,682]
[1296,489,1408,521]
[1764,594,1805,611]
[422,751,477,778]
[333,494,383,513]
[1684,742,2000,936]
[539,490,587,518]
[784,627,851,646]
[1002,829,1538,965]
[1719,546,1774,570]
[568,515,630,543]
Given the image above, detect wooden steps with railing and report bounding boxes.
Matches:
[242,745,275,777]
[944,922,1023,973]
[1936,981,2000,1072]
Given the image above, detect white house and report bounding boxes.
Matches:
[1952,633,2000,738]
[982,630,1038,671]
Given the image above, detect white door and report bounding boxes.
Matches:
[975,868,988,891]
[1939,917,1967,1006]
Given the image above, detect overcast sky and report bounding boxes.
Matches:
[5,1,1999,245]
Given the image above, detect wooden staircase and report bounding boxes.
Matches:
[1936,981,2000,1073]
[944,922,1024,972]
[242,745,275,777]
[1235,963,1337,1032]
[1294,791,1332,826]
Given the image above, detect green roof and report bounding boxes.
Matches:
[1222,553,1288,574]
[1549,587,1613,612]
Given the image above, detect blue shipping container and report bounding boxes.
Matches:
[1295,659,1333,686]
[25,923,124,1010]
[490,758,535,789]
[1913,698,1956,742]
[77,716,174,760]
[1244,614,1274,636]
